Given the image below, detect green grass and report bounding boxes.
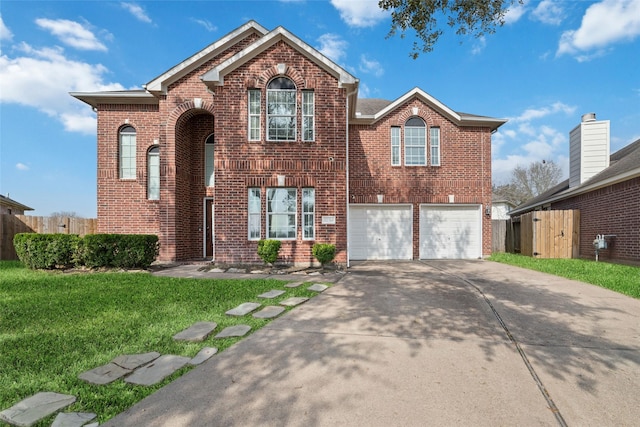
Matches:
[0,261,325,425]
[489,253,640,298]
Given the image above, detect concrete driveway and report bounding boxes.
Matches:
[105,260,640,426]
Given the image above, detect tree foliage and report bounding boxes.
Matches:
[379,0,519,58]
[493,160,563,206]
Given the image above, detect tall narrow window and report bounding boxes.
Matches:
[248,89,261,141]
[147,146,160,200]
[119,125,136,179]
[267,77,296,141]
[267,188,297,239]
[430,127,441,166]
[302,90,315,142]
[404,117,426,166]
[391,126,401,166]
[205,133,215,186]
[302,188,315,240]
[248,188,261,240]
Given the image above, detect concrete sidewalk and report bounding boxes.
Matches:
[105,260,640,426]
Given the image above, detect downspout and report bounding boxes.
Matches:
[345,84,359,268]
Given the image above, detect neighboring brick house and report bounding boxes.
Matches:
[0,194,33,215]
[72,21,506,265]
[510,113,640,263]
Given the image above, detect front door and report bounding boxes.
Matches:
[205,199,214,259]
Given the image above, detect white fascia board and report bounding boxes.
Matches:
[145,21,268,94]
[201,26,357,88]
[70,91,158,109]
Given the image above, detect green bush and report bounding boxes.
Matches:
[80,234,159,269]
[257,239,281,264]
[312,243,336,267]
[13,233,81,269]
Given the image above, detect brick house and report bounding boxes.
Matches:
[72,21,506,265]
[509,113,640,263]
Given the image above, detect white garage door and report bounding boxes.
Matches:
[349,205,412,260]
[420,205,482,259]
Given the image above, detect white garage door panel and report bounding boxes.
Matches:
[349,205,412,260]
[420,205,481,259]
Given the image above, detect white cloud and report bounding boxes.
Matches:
[504,1,527,24]
[317,33,348,62]
[359,54,384,77]
[0,42,125,134]
[513,101,576,122]
[557,0,640,59]
[192,18,217,32]
[0,15,13,41]
[121,2,152,24]
[330,0,387,27]
[471,36,486,55]
[16,163,29,171]
[35,18,107,51]
[532,0,564,25]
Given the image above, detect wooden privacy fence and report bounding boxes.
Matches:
[492,220,507,253]
[0,215,97,260]
[517,210,580,258]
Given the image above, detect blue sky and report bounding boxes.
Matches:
[1,0,639,217]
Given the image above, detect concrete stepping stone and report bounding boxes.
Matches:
[78,362,131,385]
[253,305,285,319]
[279,296,309,307]
[189,347,218,366]
[0,392,76,427]
[112,351,161,370]
[225,302,260,316]
[51,412,96,427]
[209,268,225,273]
[258,290,285,299]
[307,283,329,292]
[284,281,304,288]
[173,321,217,342]
[124,355,191,386]
[214,324,251,338]
[226,267,245,273]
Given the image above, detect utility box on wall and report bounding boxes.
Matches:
[518,210,580,258]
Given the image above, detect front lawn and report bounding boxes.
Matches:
[489,253,640,298]
[0,261,320,425]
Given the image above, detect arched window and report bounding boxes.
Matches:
[404,117,426,166]
[205,133,215,187]
[267,77,296,141]
[147,146,160,200]
[119,125,137,179]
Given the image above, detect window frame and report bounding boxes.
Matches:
[248,188,261,241]
[266,77,297,142]
[404,117,427,166]
[302,188,315,240]
[119,125,137,180]
[266,187,297,240]
[430,127,441,166]
[147,146,160,200]
[248,89,261,141]
[302,90,315,142]
[391,126,401,166]
[205,133,215,187]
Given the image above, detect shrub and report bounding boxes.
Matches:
[312,243,336,267]
[80,234,159,269]
[257,239,281,264]
[13,233,81,269]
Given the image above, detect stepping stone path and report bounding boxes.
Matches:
[253,305,285,319]
[258,289,285,299]
[189,347,218,366]
[112,351,161,370]
[284,281,304,288]
[125,355,191,386]
[51,412,96,427]
[225,302,261,316]
[79,352,162,385]
[279,296,309,307]
[0,392,76,427]
[214,324,252,338]
[307,283,329,292]
[173,321,217,342]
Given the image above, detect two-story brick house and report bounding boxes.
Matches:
[72,21,506,266]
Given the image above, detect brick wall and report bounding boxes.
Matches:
[552,177,640,262]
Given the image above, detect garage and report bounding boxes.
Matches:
[349,205,413,260]
[420,205,482,259]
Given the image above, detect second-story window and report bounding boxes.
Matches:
[267,77,296,141]
[302,90,315,142]
[404,117,426,166]
[248,89,261,141]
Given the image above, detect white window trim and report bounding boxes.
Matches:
[248,89,261,141]
[266,188,297,240]
[391,126,401,166]
[266,79,297,142]
[430,127,441,166]
[404,119,427,166]
[248,188,261,241]
[302,188,315,240]
[147,146,160,200]
[302,91,315,142]
[119,126,136,180]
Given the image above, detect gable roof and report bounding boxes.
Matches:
[354,88,507,131]
[0,194,33,211]
[510,137,640,216]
